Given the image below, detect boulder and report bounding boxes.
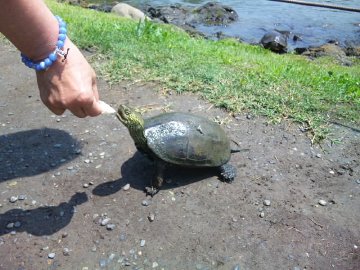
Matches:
[111,3,150,21]
[260,31,288,53]
[192,2,239,26]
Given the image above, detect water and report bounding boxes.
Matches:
[92,0,360,48]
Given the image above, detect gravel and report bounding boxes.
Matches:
[48,253,56,259]
[100,218,111,226]
[263,199,271,206]
[318,199,327,206]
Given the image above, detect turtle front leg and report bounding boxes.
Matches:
[218,163,237,183]
[145,159,166,196]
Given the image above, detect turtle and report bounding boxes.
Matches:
[116,104,242,196]
[260,30,288,53]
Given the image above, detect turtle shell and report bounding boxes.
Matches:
[143,112,231,167]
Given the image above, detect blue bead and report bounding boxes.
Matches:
[35,64,43,71]
[49,53,57,61]
[44,58,53,67]
[56,40,64,48]
[58,34,66,41]
[59,21,67,28]
[39,61,46,69]
[59,27,67,34]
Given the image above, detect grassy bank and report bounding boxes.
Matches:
[48,1,359,142]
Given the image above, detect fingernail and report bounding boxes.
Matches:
[99,100,116,114]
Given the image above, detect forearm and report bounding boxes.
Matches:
[0,0,59,60]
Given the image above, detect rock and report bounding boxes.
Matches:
[123,183,130,191]
[87,3,113,13]
[9,196,18,203]
[106,224,116,230]
[63,248,70,256]
[318,199,327,206]
[142,200,149,206]
[14,221,21,228]
[192,2,239,26]
[111,3,149,21]
[100,217,111,226]
[263,199,271,206]
[148,213,155,222]
[140,239,146,247]
[259,212,265,218]
[99,258,107,268]
[18,194,27,200]
[344,46,360,57]
[299,43,351,65]
[6,223,14,229]
[260,31,288,53]
[48,253,56,259]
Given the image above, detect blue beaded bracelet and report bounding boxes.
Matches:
[21,15,69,71]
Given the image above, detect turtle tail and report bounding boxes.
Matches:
[230,148,250,153]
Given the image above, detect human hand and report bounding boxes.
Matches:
[36,38,102,118]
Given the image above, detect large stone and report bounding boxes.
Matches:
[260,31,288,53]
[111,3,150,22]
[192,2,239,26]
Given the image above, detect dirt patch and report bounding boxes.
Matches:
[0,42,359,270]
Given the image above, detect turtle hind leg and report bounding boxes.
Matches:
[218,164,237,183]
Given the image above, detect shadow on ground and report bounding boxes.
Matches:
[0,192,88,236]
[0,128,82,181]
[92,151,221,196]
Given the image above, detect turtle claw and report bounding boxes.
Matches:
[145,186,159,197]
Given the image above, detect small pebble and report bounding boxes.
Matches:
[54,172,61,176]
[67,166,74,170]
[123,184,130,191]
[140,239,146,247]
[263,200,271,206]
[83,183,89,188]
[6,223,14,229]
[84,159,90,164]
[108,253,116,261]
[318,199,327,206]
[48,253,56,259]
[100,218,111,226]
[99,258,107,268]
[18,194,26,200]
[142,200,149,206]
[259,212,265,218]
[316,153,322,158]
[356,179,360,184]
[148,213,155,222]
[106,224,116,230]
[63,248,70,256]
[152,262,159,268]
[119,233,127,241]
[14,221,21,228]
[9,196,18,203]
[62,232,68,238]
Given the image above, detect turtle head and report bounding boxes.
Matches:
[116,105,144,129]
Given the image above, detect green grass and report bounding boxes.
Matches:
[48,1,359,143]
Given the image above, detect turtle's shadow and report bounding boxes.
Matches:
[92,151,218,196]
[0,128,81,182]
[0,192,88,236]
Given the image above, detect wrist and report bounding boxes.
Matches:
[21,16,69,71]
